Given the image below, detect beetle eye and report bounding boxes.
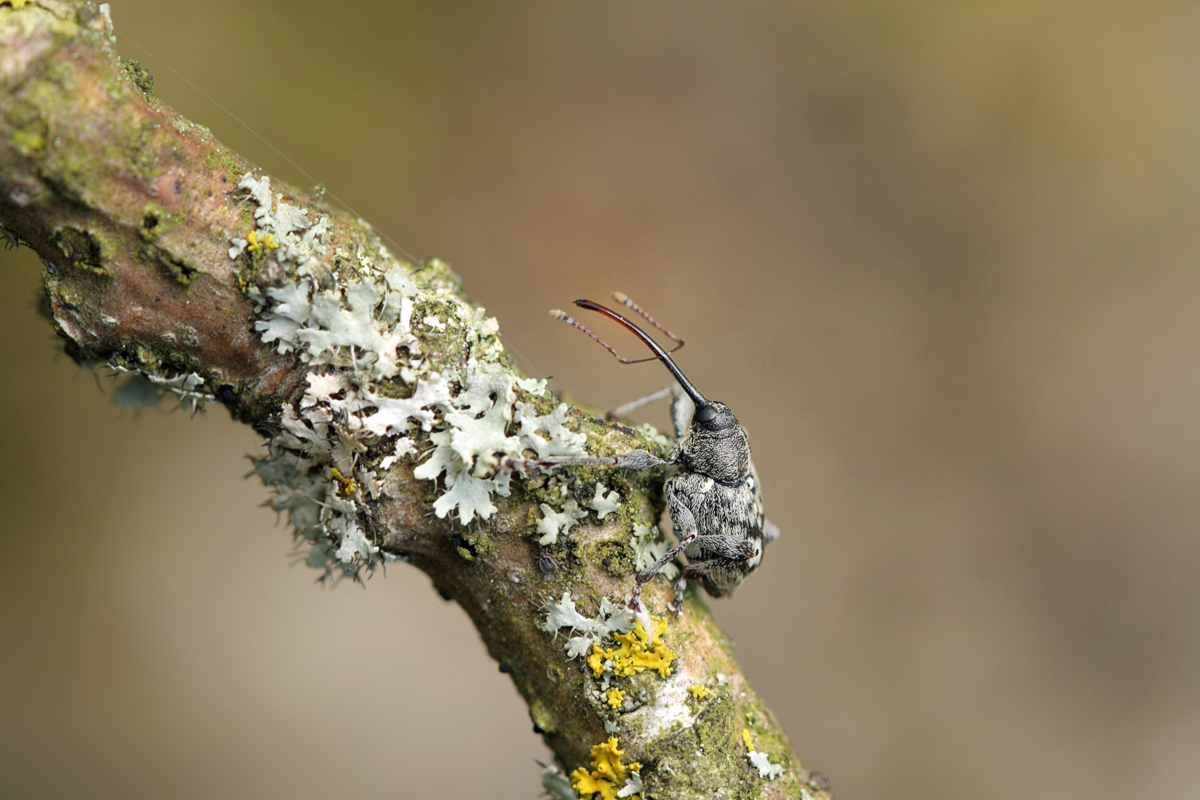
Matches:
[694,405,717,424]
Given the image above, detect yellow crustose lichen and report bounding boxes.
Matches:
[688,684,711,699]
[605,687,625,709]
[587,617,676,678]
[572,737,641,800]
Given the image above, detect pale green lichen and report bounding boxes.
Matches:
[229,173,330,270]
[542,591,635,659]
[537,498,586,545]
[413,365,587,526]
[539,762,579,800]
[629,523,680,582]
[742,728,785,780]
[230,170,595,576]
[110,367,207,413]
[586,483,622,520]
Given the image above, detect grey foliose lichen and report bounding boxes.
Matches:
[231,172,591,580]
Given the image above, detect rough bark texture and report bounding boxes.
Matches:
[0,3,831,798]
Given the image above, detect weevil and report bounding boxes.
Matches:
[543,294,778,614]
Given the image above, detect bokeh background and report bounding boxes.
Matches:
[4,1,1200,798]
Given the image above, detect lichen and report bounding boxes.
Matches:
[742,729,785,780]
[542,591,634,659]
[586,483,622,520]
[629,523,679,582]
[571,737,642,800]
[539,762,579,800]
[537,498,586,545]
[529,696,558,736]
[587,617,676,679]
[229,169,601,577]
[110,367,207,413]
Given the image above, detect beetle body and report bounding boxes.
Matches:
[549,296,777,613]
[665,406,765,597]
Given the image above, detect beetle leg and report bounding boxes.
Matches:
[510,448,670,473]
[605,385,693,441]
[605,386,674,420]
[667,575,688,616]
[681,551,754,576]
[666,385,694,441]
[630,500,697,612]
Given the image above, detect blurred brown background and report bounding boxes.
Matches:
[4,1,1200,798]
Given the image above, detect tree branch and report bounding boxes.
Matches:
[0,3,830,797]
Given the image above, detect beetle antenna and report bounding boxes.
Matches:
[610,292,685,350]
[550,308,657,363]
[550,298,711,408]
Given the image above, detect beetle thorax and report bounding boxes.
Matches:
[679,423,751,484]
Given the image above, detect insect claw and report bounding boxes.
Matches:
[668,584,686,617]
[626,588,644,614]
